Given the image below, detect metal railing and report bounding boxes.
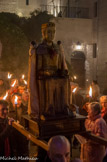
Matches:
[41,5,89,19]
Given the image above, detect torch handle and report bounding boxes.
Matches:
[15,104,17,121]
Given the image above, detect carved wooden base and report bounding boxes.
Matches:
[22,114,86,139]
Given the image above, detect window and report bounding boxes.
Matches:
[94,1,98,17]
[26,0,29,5]
[93,43,97,58]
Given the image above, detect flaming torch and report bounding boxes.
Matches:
[14,95,18,121]
[3,91,8,100]
[89,86,92,102]
[23,80,27,85]
[22,74,25,80]
[7,72,12,86]
[74,76,77,80]
[72,87,77,104]
[7,72,12,79]
[11,80,16,87]
[72,87,77,93]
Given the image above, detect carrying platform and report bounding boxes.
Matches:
[22,114,86,139]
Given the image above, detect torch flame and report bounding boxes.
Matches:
[89,86,92,97]
[23,80,27,85]
[14,95,18,105]
[11,80,16,87]
[72,87,77,93]
[8,72,12,79]
[3,91,8,100]
[74,76,77,80]
[22,74,25,79]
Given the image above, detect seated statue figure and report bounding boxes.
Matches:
[36,22,70,119]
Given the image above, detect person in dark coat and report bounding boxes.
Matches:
[0,100,16,157]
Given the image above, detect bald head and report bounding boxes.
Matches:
[48,135,70,162]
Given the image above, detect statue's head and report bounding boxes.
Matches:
[41,22,56,42]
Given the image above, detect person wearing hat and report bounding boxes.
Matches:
[100,96,107,122]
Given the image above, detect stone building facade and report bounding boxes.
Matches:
[0,0,44,17]
[0,0,93,18]
[95,0,107,93]
[52,17,93,88]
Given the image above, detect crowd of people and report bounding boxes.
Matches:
[0,99,29,161]
[0,20,107,161]
[0,76,29,161]
[0,77,28,123]
[0,73,107,162]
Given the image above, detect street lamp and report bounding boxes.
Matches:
[75,41,82,50]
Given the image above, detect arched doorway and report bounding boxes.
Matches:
[71,51,85,87]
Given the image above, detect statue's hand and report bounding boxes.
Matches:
[38,70,53,79]
[39,71,51,76]
[43,71,51,76]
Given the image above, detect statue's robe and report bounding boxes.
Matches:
[28,47,39,118]
[36,40,70,117]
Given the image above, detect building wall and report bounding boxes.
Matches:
[0,0,65,17]
[97,0,107,93]
[0,0,93,18]
[65,0,93,18]
[0,0,43,17]
[51,17,94,86]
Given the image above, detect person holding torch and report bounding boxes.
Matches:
[0,100,15,157]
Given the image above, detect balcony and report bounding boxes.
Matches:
[41,5,89,19]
